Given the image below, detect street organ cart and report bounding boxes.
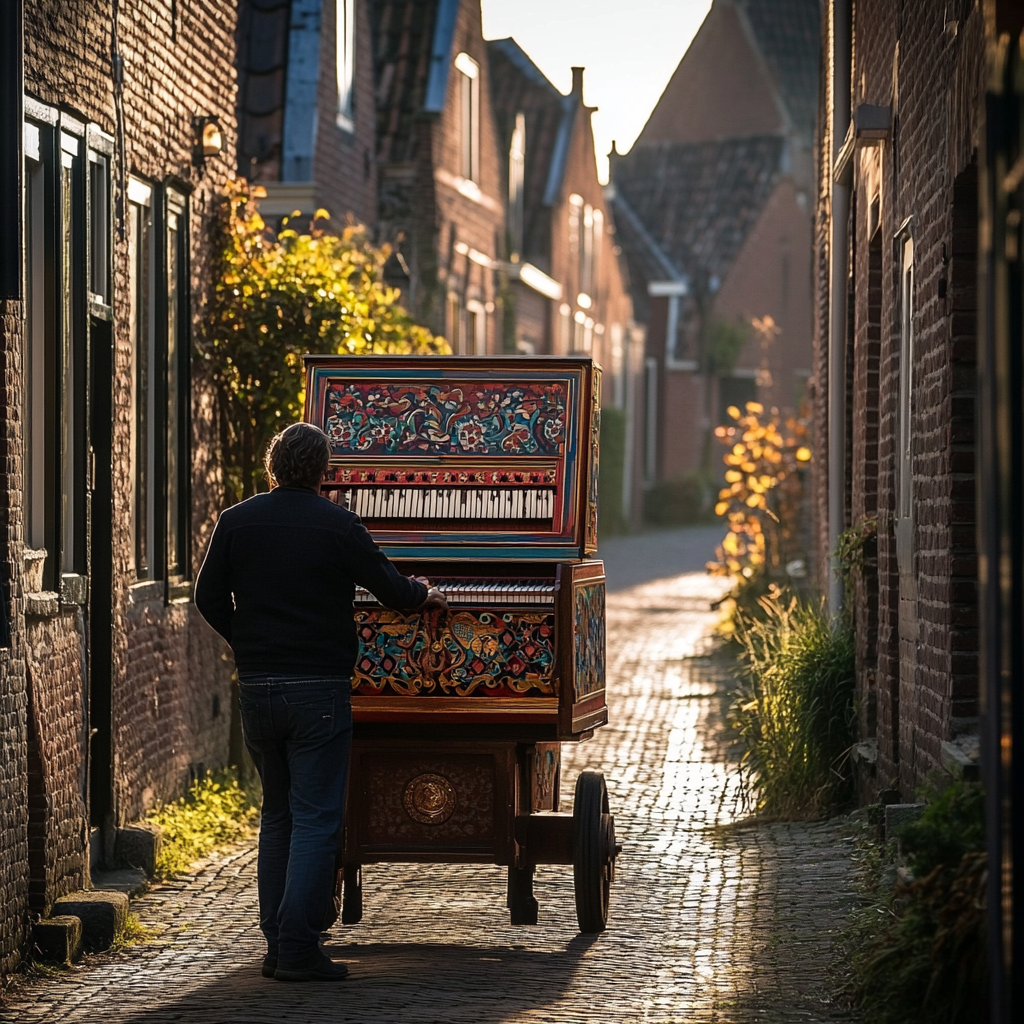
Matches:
[303,355,619,932]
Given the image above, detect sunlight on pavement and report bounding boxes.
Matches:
[2,567,853,1024]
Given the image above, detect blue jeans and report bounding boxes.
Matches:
[238,675,352,961]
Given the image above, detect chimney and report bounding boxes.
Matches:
[571,66,584,96]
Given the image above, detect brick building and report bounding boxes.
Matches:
[235,0,378,226]
[372,0,505,352]
[813,0,985,798]
[0,0,237,968]
[609,0,818,494]
[486,38,642,528]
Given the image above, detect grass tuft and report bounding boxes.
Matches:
[839,780,988,1023]
[146,769,259,878]
[109,912,151,953]
[730,586,855,818]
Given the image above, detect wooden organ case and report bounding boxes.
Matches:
[304,355,619,933]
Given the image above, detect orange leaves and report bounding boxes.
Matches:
[707,401,811,582]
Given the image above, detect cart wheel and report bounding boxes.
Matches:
[573,770,616,934]
[341,864,363,925]
[507,864,539,925]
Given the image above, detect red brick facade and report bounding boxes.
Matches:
[0,0,238,967]
[813,0,985,797]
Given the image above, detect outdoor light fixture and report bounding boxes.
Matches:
[192,115,224,165]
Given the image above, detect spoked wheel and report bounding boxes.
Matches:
[341,863,363,925]
[507,864,539,925]
[572,770,617,934]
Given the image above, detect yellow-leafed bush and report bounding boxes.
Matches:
[201,179,450,501]
[707,402,810,613]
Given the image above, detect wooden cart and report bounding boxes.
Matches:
[304,355,619,932]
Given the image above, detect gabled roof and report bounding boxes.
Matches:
[487,37,577,261]
[372,0,459,164]
[736,0,820,141]
[610,135,784,320]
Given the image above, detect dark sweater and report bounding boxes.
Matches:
[194,487,427,676]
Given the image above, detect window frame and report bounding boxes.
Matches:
[895,226,915,574]
[335,0,356,132]
[164,185,191,588]
[508,111,525,259]
[455,51,480,183]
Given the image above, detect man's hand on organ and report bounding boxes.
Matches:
[414,576,449,612]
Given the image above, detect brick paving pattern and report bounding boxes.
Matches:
[2,539,856,1023]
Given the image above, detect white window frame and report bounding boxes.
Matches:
[336,0,356,131]
[455,52,480,183]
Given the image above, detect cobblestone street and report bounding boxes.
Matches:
[2,529,856,1023]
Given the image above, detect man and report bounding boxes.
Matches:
[195,422,445,982]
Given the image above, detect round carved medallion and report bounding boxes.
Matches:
[403,773,456,825]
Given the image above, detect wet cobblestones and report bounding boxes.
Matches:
[2,563,856,1023]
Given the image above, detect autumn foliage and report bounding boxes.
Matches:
[199,178,449,501]
[707,401,811,583]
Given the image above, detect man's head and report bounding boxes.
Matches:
[264,423,331,491]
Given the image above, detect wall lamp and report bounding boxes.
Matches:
[192,115,224,166]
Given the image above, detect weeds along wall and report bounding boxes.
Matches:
[0,0,240,963]
[812,0,985,800]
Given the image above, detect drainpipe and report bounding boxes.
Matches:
[827,0,852,619]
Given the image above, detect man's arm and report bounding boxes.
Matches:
[194,520,235,644]
[345,519,429,611]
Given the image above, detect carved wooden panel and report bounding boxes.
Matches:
[362,753,496,848]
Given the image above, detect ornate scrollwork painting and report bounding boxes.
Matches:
[573,582,606,701]
[353,609,556,697]
[322,381,567,458]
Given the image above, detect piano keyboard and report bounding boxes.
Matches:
[338,487,555,521]
[354,579,556,607]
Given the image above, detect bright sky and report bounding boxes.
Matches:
[481,0,713,183]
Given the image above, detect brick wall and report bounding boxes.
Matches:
[815,0,985,797]
[11,0,238,936]
[25,610,88,914]
[0,299,30,972]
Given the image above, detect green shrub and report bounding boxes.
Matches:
[731,588,855,817]
[147,769,259,878]
[643,469,715,526]
[598,405,628,537]
[842,781,987,1023]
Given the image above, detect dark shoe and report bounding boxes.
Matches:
[262,954,278,978]
[275,950,349,982]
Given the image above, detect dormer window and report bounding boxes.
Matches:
[455,51,480,183]
[336,0,356,131]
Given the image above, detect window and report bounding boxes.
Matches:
[89,150,111,306]
[466,299,486,354]
[448,292,464,356]
[336,0,355,131]
[896,233,914,572]
[455,52,480,182]
[508,112,525,259]
[24,111,106,597]
[128,177,156,579]
[24,122,53,569]
[59,130,87,579]
[165,188,190,580]
[558,302,571,354]
[644,357,658,482]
